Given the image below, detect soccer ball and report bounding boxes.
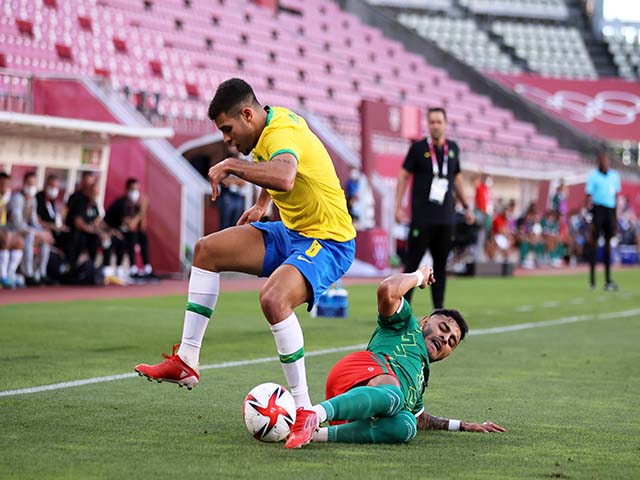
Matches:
[243,382,296,442]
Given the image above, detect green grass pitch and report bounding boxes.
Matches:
[1,270,640,479]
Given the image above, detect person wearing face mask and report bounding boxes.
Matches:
[104,177,153,280]
[7,171,54,286]
[0,172,26,289]
[36,174,67,247]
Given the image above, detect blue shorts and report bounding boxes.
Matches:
[251,221,355,310]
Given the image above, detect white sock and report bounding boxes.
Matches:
[270,312,311,409]
[312,404,328,424]
[39,243,50,278]
[312,427,328,443]
[0,250,9,278]
[9,250,23,279]
[177,266,220,369]
[143,264,152,274]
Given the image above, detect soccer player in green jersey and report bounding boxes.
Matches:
[286,266,505,448]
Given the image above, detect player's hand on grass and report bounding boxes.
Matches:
[462,421,506,433]
[236,205,265,226]
[208,159,231,201]
[417,266,435,288]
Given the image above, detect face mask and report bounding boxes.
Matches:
[1,190,10,204]
[47,187,59,200]
[25,185,37,198]
[128,189,140,203]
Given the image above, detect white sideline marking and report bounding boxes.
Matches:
[1,308,639,399]
[515,305,535,312]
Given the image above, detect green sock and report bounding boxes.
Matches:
[320,385,404,422]
[327,410,417,444]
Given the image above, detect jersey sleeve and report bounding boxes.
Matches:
[262,127,302,162]
[453,146,461,175]
[412,395,424,417]
[585,171,595,195]
[402,142,418,173]
[377,298,413,330]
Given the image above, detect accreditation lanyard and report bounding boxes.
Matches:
[428,138,448,178]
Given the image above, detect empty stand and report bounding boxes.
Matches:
[0,0,582,168]
[460,0,569,21]
[398,14,521,74]
[604,30,640,80]
[492,21,597,79]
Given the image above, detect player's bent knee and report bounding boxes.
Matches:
[387,411,417,443]
[379,385,405,416]
[193,236,220,271]
[259,287,288,323]
[397,411,418,443]
[12,235,24,250]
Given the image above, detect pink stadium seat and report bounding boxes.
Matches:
[0,0,582,165]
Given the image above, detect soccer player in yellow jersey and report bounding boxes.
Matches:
[135,79,357,432]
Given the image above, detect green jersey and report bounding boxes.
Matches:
[366,299,430,415]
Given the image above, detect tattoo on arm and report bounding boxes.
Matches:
[271,155,298,168]
[422,414,450,431]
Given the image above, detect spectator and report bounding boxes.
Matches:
[541,210,564,267]
[36,174,67,246]
[474,173,493,261]
[551,180,568,218]
[218,175,247,230]
[65,180,102,272]
[104,178,154,279]
[567,208,590,264]
[7,172,53,285]
[517,203,544,269]
[486,201,515,263]
[395,107,474,308]
[585,151,620,290]
[0,172,25,288]
[67,171,96,209]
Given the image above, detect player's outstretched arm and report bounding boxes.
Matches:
[377,266,435,317]
[208,154,297,200]
[417,412,505,433]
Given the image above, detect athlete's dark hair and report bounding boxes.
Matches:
[208,78,260,121]
[430,308,468,341]
[0,172,10,181]
[23,171,36,183]
[427,107,447,121]
[125,177,139,189]
[45,174,58,184]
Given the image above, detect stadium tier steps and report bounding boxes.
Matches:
[460,0,569,21]
[366,0,453,11]
[492,21,597,79]
[0,0,582,168]
[397,14,522,74]
[604,30,640,80]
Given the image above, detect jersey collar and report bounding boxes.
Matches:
[265,106,273,127]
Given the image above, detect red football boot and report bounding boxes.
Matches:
[285,408,319,449]
[134,344,199,390]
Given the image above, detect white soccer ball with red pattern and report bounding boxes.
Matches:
[243,382,297,442]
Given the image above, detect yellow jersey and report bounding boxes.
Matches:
[252,106,356,242]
